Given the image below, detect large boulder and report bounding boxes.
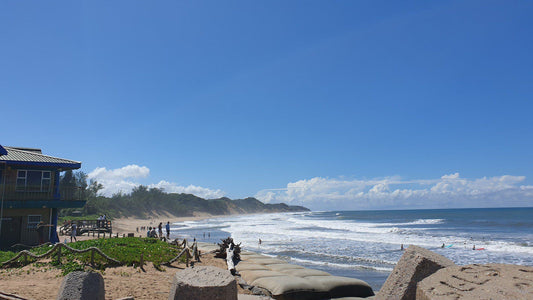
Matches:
[168,266,237,300]
[377,245,455,300]
[56,271,105,300]
[417,263,533,299]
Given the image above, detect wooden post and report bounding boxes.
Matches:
[98,230,100,238]
[116,233,119,238]
[185,250,189,267]
[194,243,200,261]
[90,249,95,266]
[57,245,62,265]
[140,253,144,268]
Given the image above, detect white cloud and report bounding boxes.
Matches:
[88,165,225,199]
[255,173,533,210]
[149,180,225,199]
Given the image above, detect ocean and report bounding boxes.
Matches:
[170,207,533,291]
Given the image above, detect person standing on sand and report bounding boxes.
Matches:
[70,222,77,242]
[158,222,163,238]
[165,221,170,240]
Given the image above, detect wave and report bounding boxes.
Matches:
[177,211,533,267]
[401,219,445,225]
[288,256,394,272]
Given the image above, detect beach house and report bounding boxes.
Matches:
[0,145,86,248]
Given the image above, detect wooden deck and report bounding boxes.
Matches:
[60,220,112,236]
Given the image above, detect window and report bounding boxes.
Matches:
[16,170,52,192]
[28,215,42,229]
[16,170,26,191]
[42,171,51,192]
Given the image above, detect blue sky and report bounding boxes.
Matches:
[2,1,532,210]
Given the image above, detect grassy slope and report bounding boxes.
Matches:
[0,238,185,275]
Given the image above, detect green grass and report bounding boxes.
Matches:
[0,237,184,275]
[58,214,102,223]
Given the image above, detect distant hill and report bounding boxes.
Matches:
[64,185,309,219]
[213,197,309,215]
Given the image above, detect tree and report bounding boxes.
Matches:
[87,179,103,198]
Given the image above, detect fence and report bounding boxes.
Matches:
[1,242,120,267]
[1,237,200,269]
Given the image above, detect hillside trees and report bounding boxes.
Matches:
[58,171,308,219]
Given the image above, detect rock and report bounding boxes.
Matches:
[251,286,270,296]
[376,245,455,300]
[417,263,533,299]
[237,276,253,290]
[237,294,274,300]
[56,271,105,300]
[168,266,237,300]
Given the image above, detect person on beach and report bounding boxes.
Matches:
[166,221,170,240]
[442,243,445,248]
[158,222,163,238]
[401,244,404,251]
[70,222,77,242]
[259,238,262,245]
[147,227,152,237]
[150,227,158,238]
[35,221,53,245]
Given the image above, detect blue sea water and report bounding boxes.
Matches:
[170,207,533,291]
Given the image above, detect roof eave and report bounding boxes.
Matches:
[1,160,81,170]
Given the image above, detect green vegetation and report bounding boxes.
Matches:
[58,214,100,224]
[59,171,309,219]
[0,238,184,275]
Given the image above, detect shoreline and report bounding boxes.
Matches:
[111,211,276,236]
[71,212,222,242]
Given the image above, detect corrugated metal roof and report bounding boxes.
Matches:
[0,145,81,169]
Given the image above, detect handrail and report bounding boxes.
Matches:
[164,239,199,267]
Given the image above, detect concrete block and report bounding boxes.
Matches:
[168,266,237,300]
[376,245,455,300]
[417,263,533,300]
[57,271,105,300]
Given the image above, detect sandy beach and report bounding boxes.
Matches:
[0,213,249,300]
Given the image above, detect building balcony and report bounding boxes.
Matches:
[0,186,86,209]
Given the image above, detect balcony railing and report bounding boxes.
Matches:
[0,185,83,201]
